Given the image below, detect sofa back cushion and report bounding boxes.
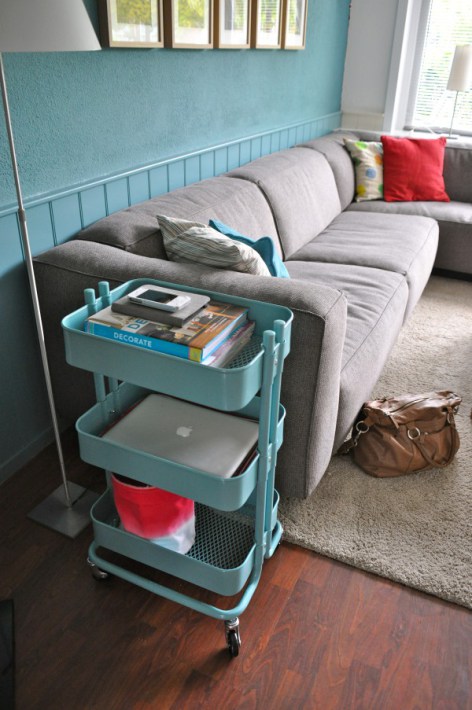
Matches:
[299,131,357,210]
[443,141,472,203]
[227,147,342,259]
[76,176,282,259]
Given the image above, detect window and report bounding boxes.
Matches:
[406,0,472,134]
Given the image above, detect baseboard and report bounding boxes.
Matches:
[0,427,54,485]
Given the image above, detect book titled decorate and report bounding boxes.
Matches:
[85,300,248,362]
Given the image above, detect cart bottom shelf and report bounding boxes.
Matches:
[91,489,280,597]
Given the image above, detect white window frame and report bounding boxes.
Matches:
[383,0,427,134]
[385,0,472,136]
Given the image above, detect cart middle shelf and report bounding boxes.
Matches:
[77,382,286,511]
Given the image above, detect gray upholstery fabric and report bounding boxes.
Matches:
[286,261,408,368]
[287,261,409,450]
[335,278,409,450]
[348,198,472,276]
[77,208,169,258]
[227,147,342,258]
[289,211,437,273]
[32,129,449,499]
[299,131,357,210]
[348,197,472,224]
[288,211,438,318]
[34,239,348,499]
[442,142,472,203]
[77,176,283,258]
[434,220,472,273]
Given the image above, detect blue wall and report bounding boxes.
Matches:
[0,0,350,480]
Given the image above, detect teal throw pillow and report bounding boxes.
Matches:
[209,220,290,279]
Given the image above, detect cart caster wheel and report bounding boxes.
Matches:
[224,618,241,658]
[227,630,240,658]
[87,557,109,581]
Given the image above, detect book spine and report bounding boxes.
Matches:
[198,314,247,358]
[86,322,204,361]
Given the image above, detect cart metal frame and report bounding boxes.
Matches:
[62,279,292,656]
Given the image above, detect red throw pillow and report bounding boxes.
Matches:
[381,135,450,202]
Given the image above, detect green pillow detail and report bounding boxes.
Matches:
[344,139,384,202]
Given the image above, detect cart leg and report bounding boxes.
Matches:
[224,617,241,658]
[87,556,110,581]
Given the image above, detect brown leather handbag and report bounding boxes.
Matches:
[340,391,462,477]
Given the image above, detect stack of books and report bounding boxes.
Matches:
[85,299,255,367]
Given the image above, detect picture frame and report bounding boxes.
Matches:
[163,0,213,48]
[98,0,164,48]
[282,0,307,50]
[214,0,251,49]
[251,0,282,49]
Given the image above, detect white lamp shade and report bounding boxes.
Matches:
[447,44,472,92]
[0,0,100,52]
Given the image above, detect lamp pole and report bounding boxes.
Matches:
[0,0,101,536]
[0,51,72,507]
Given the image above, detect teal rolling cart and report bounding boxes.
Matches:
[62,278,292,657]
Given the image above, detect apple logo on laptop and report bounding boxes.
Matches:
[176,425,192,438]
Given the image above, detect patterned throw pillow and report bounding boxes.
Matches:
[157,215,271,276]
[344,139,383,202]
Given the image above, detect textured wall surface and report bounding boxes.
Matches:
[0,0,350,480]
[0,0,350,206]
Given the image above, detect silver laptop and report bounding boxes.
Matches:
[103,394,259,478]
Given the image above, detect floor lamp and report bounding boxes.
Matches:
[0,0,101,537]
[447,44,472,139]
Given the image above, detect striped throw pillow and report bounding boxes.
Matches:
[157,215,271,276]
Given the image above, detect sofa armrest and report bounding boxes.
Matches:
[34,240,347,497]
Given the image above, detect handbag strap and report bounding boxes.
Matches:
[409,417,458,468]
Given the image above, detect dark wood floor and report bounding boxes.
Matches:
[1,430,471,710]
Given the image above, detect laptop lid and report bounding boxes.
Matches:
[103,394,259,478]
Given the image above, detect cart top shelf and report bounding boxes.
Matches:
[62,278,293,410]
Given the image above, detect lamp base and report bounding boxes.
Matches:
[28,482,99,538]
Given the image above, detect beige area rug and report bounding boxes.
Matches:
[279,276,472,609]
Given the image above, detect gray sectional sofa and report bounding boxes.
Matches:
[33,130,471,499]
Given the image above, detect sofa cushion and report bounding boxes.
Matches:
[347,196,472,224]
[381,136,450,202]
[286,261,410,449]
[298,131,357,210]
[288,210,437,273]
[442,141,472,203]
[227,147,341,259]
[76,176,282,259]
[285,261,408,369]
[287,210,438,317]
[348,197,472,274]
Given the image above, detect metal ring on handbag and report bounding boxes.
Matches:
[356,421,370,433]
[407,427,421,440]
